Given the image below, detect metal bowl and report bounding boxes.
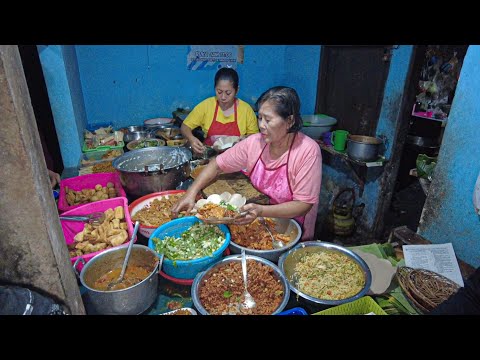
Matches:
[126,138,165,151]
[154,127,183,140]
[126,125,146,133]
[278,241,372,307]
[143,117,173,129]
[228,218,302,263]
[191,254,290,315]
[124,130,154,143]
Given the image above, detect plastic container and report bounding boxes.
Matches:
[277,307,308,315]
[61,197,135,272]
[128,190,186,238]
[82,141,125,153]
[301,114,337,139]
[148,216,230,279]
[58,172,127,213]
[79,148,124,168]
[303,114,337,125]
[313,296,387,315]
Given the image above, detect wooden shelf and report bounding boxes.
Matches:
[318,142,387,167]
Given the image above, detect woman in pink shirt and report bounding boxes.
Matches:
[172,86,322,241]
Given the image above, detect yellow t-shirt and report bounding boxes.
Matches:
[183,97,259,136]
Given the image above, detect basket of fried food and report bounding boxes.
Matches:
[192,192,247,224]
[396,266,461,314]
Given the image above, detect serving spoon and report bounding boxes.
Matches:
[258,217,285,249]
[106,221,140,290]
[240,249,256,311]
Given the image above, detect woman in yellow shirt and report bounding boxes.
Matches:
[181,67,259,154]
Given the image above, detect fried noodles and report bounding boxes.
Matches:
[294,251,365,300]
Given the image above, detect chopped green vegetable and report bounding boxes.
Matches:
[223,291,233,298]
[219,200,237,211]
[152,222,225,261]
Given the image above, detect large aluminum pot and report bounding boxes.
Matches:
[78,244,159,315]
[347,135,383,162]
[112,146,192,198]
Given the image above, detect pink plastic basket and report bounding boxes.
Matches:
[61,197,135,272]
[58,172,126,213]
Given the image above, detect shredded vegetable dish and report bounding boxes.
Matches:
[152,222,225,262]
[293,250,365,300]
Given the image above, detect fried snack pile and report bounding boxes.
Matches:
[131,194,184,227]
[65,183,117,206]
[92,161,116,173]
[68,206,129,258]
[229,218,291,250]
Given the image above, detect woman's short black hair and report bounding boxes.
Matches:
[214,67,239,91]
[255,86,303,133]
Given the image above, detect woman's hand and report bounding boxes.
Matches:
[233,203,263,225]
[190,137,206,155]
[171,193,197,218]
[48,169,61,189]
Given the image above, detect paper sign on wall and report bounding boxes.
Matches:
[187,45,238,71]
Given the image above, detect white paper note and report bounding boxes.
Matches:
[402,243,464,287]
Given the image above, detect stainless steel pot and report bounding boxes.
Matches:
[77,244,159,315]
[347,135,383,162]
[112,146,192,197]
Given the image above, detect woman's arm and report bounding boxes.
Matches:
[235,201,312,225]
[171,159,224,216]
[181,123,205,154]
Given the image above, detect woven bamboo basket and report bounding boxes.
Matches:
[396,266,460,314]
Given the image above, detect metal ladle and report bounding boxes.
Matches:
[258,217,285,249]
[106,221,140,290]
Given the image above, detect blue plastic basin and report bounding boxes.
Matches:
[148,216,230,279]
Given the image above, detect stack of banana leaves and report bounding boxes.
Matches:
[348,242,420,315]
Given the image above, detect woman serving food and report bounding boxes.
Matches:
[173,86,322,241]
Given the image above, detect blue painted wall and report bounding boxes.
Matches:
[37,45,86,168]
[74,45,321,128]
[418,45,480,268]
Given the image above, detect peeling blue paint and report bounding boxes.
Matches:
[319,46,413,230]
[418,45,480,268]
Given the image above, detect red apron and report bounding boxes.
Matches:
[204,100,241,146]
[249,133,305,227]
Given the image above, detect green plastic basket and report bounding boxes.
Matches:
[313,296,387,315]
